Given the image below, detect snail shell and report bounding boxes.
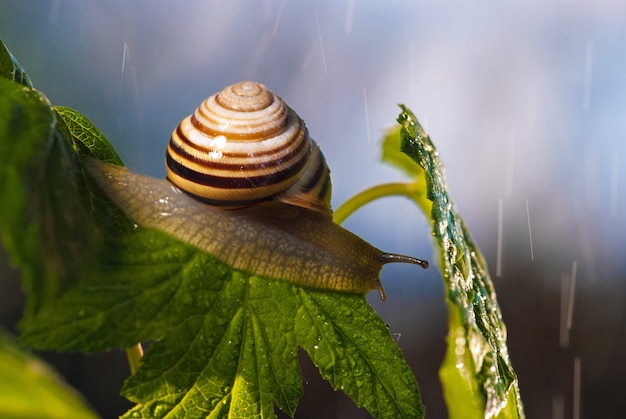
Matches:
[166,81,332,214]
[85,81,428,300]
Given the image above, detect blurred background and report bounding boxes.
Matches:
[1,0,625,417]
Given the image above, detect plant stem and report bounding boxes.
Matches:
[333,182,416,225]
[125,343,144,375]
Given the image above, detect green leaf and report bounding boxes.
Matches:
[120,277,421,419]
[383,105,524,418]
[296,292,422,418]
[55,106,123,165]
[0,328,98,419]
[0,38,32,87]
[0,76,61,314]
[0,76,102,317]
[381,131,423,179]
[20,225,422,418]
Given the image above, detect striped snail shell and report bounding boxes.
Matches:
[85,81,428,301]
[166,81,332,214]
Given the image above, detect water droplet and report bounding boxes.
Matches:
[327,344,341,358]
[149,401,173,417]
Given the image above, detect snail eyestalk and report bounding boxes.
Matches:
[373,253,429,301]
[380,253,429,269]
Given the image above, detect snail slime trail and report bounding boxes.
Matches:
[86,81,428,300]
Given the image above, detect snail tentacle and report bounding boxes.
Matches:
[379,253,429,269]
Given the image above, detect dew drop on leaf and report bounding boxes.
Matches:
[198,295,211,308]
[333,347,344,360]
[339,307,353,318]
[149,401,173,418]
[345,356,357,369]
[214,315,228,326]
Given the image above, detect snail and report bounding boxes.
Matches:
[86,81,428,301]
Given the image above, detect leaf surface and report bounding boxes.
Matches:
[0,38,32,86]
[0,328,98,419]
[382,106,525,418]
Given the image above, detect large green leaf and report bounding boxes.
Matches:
[382,106,524,418]
[0,40,423,418]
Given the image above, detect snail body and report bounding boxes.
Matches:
[86,81,427,300]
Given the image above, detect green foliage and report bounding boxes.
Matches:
[0,36,524,418]
[382,106,525,418]
[0,39,423,418]
[55,106,123,165]
[0,39,31,87]
[0,328,98,418]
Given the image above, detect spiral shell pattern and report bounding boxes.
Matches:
[166,81,332,214]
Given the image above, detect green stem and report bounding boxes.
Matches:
[333,182,416,225]
[125,343,144,375]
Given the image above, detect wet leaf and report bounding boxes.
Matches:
[55,106,123,165]
[382,105,524,418]
[0,38,32,87]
